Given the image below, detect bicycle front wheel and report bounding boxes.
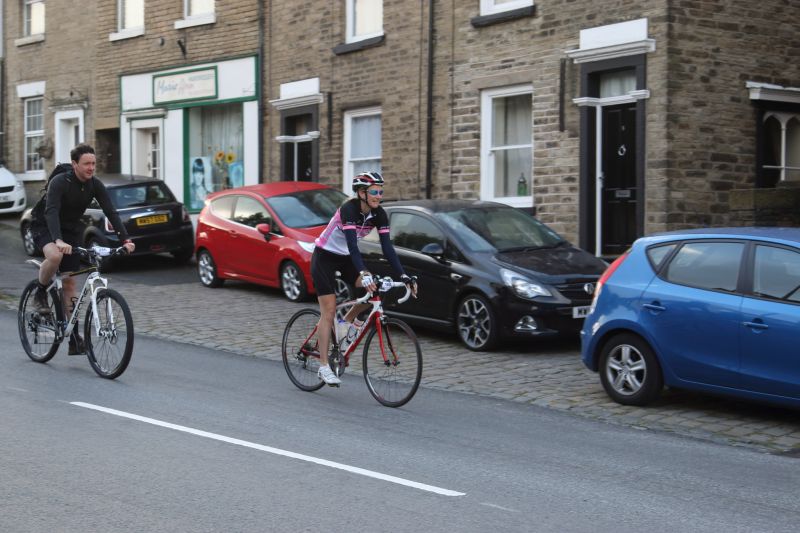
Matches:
[362,318,422,407]
[282,309,326,392]
[18,280,62,363]
[84,288,134,379]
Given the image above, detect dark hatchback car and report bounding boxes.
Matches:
[358,200,608,350]
[20,174,194,268]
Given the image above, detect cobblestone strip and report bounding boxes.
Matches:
[4,281,800,454]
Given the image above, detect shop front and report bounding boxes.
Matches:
[119,55,259,213]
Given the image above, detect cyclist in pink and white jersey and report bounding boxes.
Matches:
[311,171,416,386]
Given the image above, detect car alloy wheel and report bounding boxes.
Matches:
[197,250,223,288]
[456,294,498,351]
[280,260,307,302]
[22,223,39,256]
[599,333,663,406]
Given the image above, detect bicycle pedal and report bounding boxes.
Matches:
[326,382,340,388]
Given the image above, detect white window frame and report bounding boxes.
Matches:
[24,97,45,174]
[480,85,533,208]
[23,0,45,37]
[346,0,383,44]
[763,111,800,183]
[109,0,144,41]
[480,0,533,16]
[343,107,382,194]
[175,0,216,29]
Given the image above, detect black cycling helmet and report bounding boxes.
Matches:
[352,171,384,192]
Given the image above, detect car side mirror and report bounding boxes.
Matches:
[256,222,271,241]
[421,242,447,262]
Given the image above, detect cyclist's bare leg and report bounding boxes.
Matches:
[38,243,63,286]
[317,293,337,366]
[343,275,370,322]
[62,275,78,317]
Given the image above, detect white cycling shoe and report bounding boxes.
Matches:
[318,365,342,386]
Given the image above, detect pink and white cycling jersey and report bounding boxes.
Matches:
[315,198,390,255]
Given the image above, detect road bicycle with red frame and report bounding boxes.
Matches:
[282,276,422,407]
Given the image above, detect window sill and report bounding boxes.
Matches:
[174,13,216,29]
[15,34,45,47]
[484,196,534,209]
[333,35,385,56]
[109,27,145,41]
[470,6,536,28]
[19,170,46,182]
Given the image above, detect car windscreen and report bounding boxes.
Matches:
[107,182,176,209]
[265,188,348,228]
[435,206,565,253]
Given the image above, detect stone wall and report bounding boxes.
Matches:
[663,0,800,231]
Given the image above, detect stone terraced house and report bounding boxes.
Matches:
[3,0,798,254]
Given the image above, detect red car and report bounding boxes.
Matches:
[195,181,348,301]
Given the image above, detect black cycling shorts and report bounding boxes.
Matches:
[32,226,83,273]
[311,247,359,297]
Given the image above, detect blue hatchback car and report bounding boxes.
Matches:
[581,227,800,408]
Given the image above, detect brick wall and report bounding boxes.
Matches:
[663,0,800,230]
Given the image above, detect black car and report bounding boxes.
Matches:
[20,174,194,269]
[358,200,608,351]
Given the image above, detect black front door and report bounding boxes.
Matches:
[601,104,637,256]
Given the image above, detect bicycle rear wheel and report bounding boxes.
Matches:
[18,280,62,363]
[362,318,422,407]
[282,309,326,391]
[84,288,134,379]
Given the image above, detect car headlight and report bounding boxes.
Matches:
[298,241,315,254]
[15,180,24,191]
[500,268,551,299]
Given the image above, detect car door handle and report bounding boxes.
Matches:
[643,302,666,312]
[743,320,769,331]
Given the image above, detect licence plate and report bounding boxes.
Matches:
[136,214,168,227]
[0,194,8,201]
[572,306,590,318]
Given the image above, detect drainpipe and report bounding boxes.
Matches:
[258,0,266,183]
[424,0,435,199]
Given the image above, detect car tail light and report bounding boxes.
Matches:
[182,206,190,223]
[592,250,629,306]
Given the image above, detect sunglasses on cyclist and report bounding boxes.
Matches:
[366,189,384,197]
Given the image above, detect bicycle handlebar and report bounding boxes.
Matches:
[75,245,129,259]
[354,276,414,304]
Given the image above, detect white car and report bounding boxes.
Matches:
[0,165,27,214]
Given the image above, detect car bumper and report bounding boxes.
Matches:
[102,225,194,255]
[0,190,27,214]
[498,294,592,338]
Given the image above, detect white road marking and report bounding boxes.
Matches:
[479,502,519,513]
[71,402,465,497]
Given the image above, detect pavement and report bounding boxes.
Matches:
[1,216,799,455]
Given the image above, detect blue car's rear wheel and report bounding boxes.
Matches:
[599,333,663,406]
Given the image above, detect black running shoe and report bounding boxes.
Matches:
[68,331,87,355]
[33,286,51,315]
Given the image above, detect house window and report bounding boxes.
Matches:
[24,0,45,36]
[119,0,143,31]
[185,103,243,212]
[762,112,800,185]
[343,108,381,191]
[187,0,214,17]
[24,98,44,172]
[346,0,382,43]
[480,85,533,206]
[480,0,533,16]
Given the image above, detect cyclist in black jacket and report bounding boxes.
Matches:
[29,143,135,354]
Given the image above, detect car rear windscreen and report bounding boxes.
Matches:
[108,183,175,209]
